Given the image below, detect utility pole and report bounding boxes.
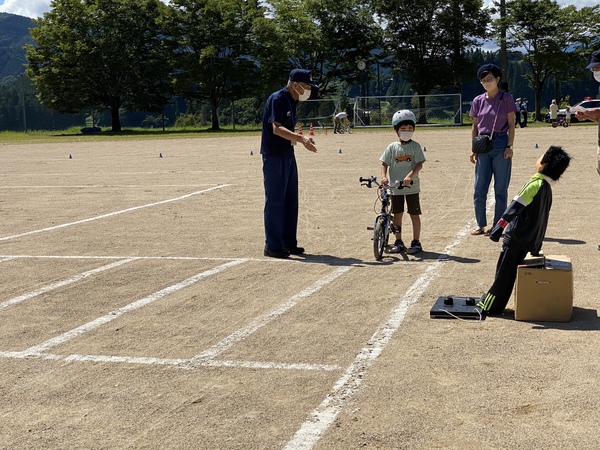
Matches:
[500,0,508,89]
[20,75,28,133]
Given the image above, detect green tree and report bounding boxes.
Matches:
[166,0,263,130]
[373,0,490,122]
[501,0,600,121]
[25,0,173,132]
[438,0,489,123]
[261,0,382,97]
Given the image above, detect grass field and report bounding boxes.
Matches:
[0,124,599,449]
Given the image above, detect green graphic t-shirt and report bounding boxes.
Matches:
[379,140,426,194]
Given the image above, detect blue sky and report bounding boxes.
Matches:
[1,0,599,19]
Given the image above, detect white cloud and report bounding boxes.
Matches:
[554,0,598,7]
[0,0,172,19]
[0,0,51,18]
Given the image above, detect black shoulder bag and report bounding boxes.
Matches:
[472,92,503,154]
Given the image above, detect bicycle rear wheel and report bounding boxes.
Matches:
[373,216,388,260]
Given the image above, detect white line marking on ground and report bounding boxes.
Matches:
[284,219,477,450]
[63,354,189,366]
[0,255,361,266]
[0,350,340,372]
[0,184,215,189]
[62,355,340,371]
[0,257,17,263]
[189,266,353,365]
[203,360,341,372]
[0,258,137,310]
[0,184,230,242]
[0,351,61,361]
[20,260,246,356]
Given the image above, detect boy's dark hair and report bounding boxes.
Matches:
[541,145,571,181]
[393,121,415,132]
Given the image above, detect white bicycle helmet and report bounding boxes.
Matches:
[392,110,416,127]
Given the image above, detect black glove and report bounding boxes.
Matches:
[488,224,504,242]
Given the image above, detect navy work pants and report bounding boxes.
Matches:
[262,153,299,251]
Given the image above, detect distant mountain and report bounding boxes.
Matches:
[0,12,36,84]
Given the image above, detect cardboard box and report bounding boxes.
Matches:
[515,255,573,322]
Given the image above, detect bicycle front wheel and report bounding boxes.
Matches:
[373,216,388,260]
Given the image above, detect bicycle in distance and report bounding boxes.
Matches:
[359,176,412,261]
[339,123,353,134]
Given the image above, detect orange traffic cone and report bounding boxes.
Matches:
[309,123,315,136]
[298,123,303,135]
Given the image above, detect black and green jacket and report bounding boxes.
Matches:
[488,173,553,254]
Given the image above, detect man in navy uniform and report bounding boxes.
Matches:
[261,69,318,258]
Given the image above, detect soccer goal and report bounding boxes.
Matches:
[352,94,463,128]
[296,98,341,129]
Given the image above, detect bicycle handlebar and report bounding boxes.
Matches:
[359,176,413,190]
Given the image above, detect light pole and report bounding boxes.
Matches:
[500,0,508,87]
[20,75,27,133]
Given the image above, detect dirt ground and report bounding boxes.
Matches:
[0,124,599,449]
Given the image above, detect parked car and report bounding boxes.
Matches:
[545,98,600,123]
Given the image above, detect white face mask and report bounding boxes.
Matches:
[594,71,600,83]
[399,131,413,142]
[481,80,497,91]
[295,85,311,101]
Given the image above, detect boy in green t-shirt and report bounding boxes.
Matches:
[379,110,426,254]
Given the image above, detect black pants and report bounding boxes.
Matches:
[479,244,529,314]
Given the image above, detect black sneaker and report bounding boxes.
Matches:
[264,247,290,258]
[284,246,305,255]
[406,240,422,255]
[389,239,406,253]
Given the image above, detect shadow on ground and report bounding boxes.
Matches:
[491,307,599,330]
[293,251,480,266]
[543,237,586,245]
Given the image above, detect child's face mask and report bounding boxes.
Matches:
[399,131,414,141]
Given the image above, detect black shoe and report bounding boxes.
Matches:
[284,246,305,255]
[406,240,422,255]
[264,247,290,258]
[389,239,406,253]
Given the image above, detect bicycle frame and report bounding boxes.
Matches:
[360,176,411,260]
[373,185,393,240]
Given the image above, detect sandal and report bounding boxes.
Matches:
[471,228,485,236]
[484,229,491,236]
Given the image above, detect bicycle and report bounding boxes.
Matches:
[359,176,412,260]
[339,123,353,134]
[551,117,569,128]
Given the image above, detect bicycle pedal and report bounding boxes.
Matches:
[367,226,374,230]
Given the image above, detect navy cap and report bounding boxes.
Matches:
[289,69,318,88]
[477,63,502,79]
[585,49,600,70]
